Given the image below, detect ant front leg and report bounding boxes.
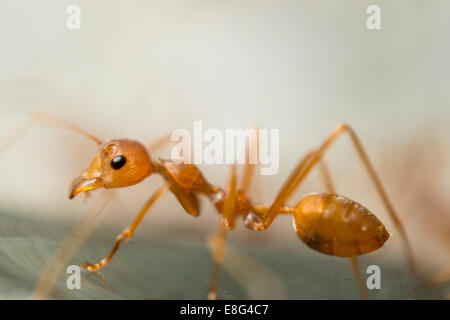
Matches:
[81,185,168,272]
[31,190,115,299]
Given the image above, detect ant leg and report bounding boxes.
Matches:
[30,132,172,299]
[31,190,115,299]
[240,127,259,192]
[318,160,335,194]
[263,123,416,275]
[348,256,369,300]
[318,159,369,300]
[81,184,168,272]
[207,165,238,300]
[0,112,102,157]
[208,130,259,300]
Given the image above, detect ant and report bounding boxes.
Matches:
[0,112,423,299]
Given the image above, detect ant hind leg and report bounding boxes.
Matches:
[318,159,369,300]
[262,124,416,277]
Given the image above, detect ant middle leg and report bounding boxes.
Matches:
[207,165,238,300]
[207,129,259,299]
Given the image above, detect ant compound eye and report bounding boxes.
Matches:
[110,155,127,170]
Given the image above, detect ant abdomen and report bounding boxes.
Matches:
[293,193,390,257]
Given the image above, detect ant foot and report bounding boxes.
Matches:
[80,261,104,272]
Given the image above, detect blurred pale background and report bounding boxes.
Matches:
[0,0,449,293]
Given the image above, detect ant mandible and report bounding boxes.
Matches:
[0,112,417,299]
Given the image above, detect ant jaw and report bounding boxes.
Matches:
[69,176,103,199]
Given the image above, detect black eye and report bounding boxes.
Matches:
[110,155,127,170]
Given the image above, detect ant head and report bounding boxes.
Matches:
[69,139,152,199]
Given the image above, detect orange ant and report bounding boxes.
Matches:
[0,112,420,299]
